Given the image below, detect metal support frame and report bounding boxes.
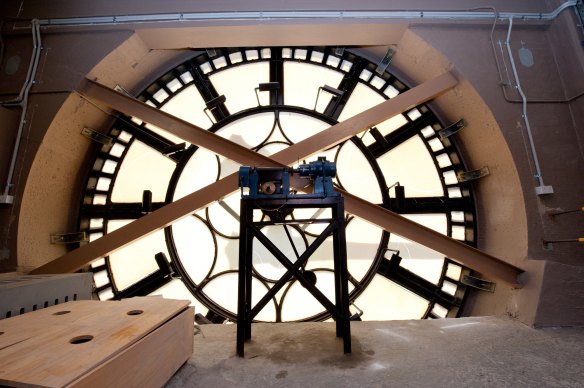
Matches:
[237,196,351,357]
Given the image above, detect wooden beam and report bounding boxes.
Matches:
[31,174,239,275]
[33,71,524,286]
[339,191,523,287]
[76,79,281,169]
[273,71,459,165]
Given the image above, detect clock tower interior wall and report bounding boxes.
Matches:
[1,0,583,326]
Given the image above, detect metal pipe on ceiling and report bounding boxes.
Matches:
[1,1,577,205]
[34,2,577,26]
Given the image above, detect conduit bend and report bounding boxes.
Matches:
[504,17,556,195]
[34,1,577,25]
[1,19,41,203]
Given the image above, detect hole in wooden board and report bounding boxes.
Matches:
[0,331,4,335]
[127,310,144,316]
[53,310,71,316]
[70,335,94,344]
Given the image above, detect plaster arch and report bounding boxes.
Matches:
[389,28,528,266]
[16,32,189,270]
[17,24,531,319]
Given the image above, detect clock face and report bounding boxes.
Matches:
[81,47,476,322]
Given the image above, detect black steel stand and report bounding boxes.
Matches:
[236,196,351,357]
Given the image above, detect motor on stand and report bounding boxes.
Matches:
[236,156,351,357]
[238,156,338,199]
[293,156,338,197]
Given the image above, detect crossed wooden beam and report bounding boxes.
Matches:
[31,72,524,287]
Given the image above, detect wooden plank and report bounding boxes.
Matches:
[68,307,194,388]
[0,298,191,388]
[30,173,239,276]
[339,191,524,286]
[77,78,282,169]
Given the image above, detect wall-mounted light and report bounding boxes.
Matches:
[457,167,490,183]
[50,232,88,244]
[384,248,402,267]
[438,118,466,139]
[314,85,343,110]
[155,252,178,279]
[388,182,405,211]
[206,48,217,58]
[375,47,395,75]
[349,303,363,321]
[203,94,226,124]
[254,82,280,106]
[114,84,132,97]
[460,274,496,292]
[141,190,152,214]
[81,127,112,146]
[161,142,186,156]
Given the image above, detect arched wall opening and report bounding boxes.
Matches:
[16,23,534,322]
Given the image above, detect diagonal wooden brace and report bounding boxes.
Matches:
[31,72,524,287]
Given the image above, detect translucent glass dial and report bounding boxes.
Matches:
[81,47,476,322]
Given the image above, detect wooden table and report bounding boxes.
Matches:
[0,297,194,387]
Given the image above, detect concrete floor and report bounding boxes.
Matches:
[166,316,584,387]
